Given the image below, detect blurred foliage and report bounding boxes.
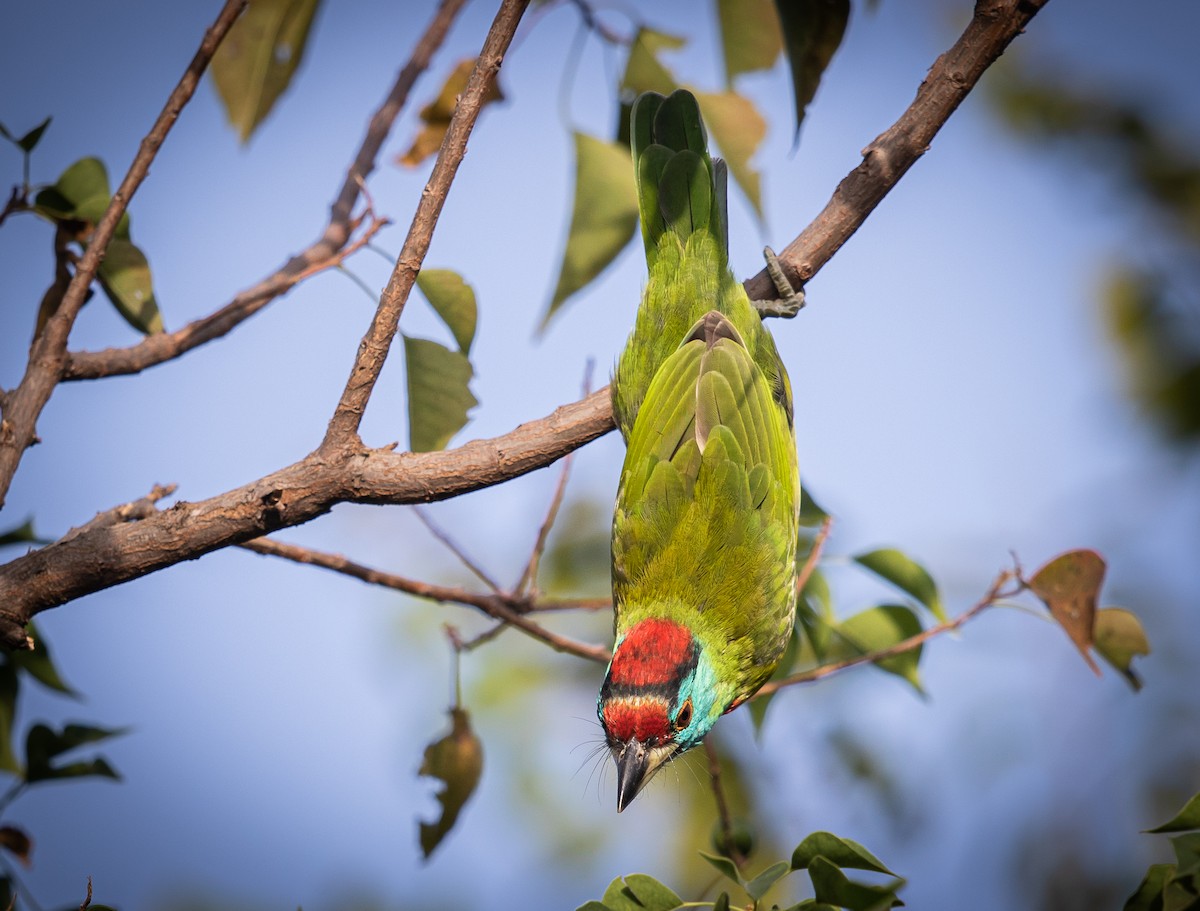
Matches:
[397,57,505,168]
[1125,788,1200,911]
[991,69,1200,447]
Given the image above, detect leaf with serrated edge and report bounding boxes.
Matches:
[404,336,478,452]
[97,239,162,335]
[693,90,766,218]
[718,0,782,84]
[541,132,638,329]
[775,0,850,140]
[417,707,483,858]
[1094,607,1150,691]
[1028,549,1106,675]
[791,831,897,875]
[417,269,477,355]
[853,548,945,622]
[1148,792,1200,835]
[211,0,322,142]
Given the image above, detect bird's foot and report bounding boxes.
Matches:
[754,246,806,319]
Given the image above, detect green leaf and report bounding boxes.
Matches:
[1147,791,1200,835]
[799,485,830,527]
[700,850,744,886]
[403,336,478,452]
[0,665,20,775]
[0,116,51,153]
[96,238,162,335]
[833,605,924,693]
[540,132,638,329]
[852,548,945,622]
[693,90,766,218]
[717,0,782,85]
[616,28,685,146]
[1028,549,1106,675]
[417,269,477,354]
[0,520,49,549]
[624,873,683,910]
[1122,863,1174,911]
[746,860,791,900]
[398,58,505,168]
[1094,607,1150,691]
[791,831,897,876]
[24,722,125,783]
[417,707,483,858]
[575,903,612,911]
[73,193,131,239]
[53,156,110,207]
[808,856,904,911]
[210,0,322,143]
[11,624,77,697]
[774,0,850,141]
[712,893,731,911]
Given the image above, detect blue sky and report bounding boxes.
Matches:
[1,1,1199,909]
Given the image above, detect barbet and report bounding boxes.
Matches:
[599,90,800,811]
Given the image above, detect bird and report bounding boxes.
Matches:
[599,89,800,812]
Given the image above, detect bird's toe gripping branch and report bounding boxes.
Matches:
[755,246,806,319]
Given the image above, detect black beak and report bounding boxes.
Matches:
[614,740,649,813]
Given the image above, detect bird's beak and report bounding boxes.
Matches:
[613,739,677,812]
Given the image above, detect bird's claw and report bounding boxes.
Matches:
[755,246,806,319]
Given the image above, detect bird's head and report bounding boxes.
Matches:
[597,617,724,811]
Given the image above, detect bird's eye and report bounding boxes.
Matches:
[674,698,693,730]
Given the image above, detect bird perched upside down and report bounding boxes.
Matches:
[600,90,800,812]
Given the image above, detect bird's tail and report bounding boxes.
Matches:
[631,89,729,272]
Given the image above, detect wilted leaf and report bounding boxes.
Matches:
[808,856,904,911]
[694,90,766,218]
[717,0,782,84]
[97,238,162,334]
[791,831,897,876]
[0,116,51,153]
[1028,549,1106,675]
[1122,863,1175,911]
[0,520,49,549]
[404,335,478,452]
[1094,607,1150,691]
[24,722,125,782]
[853,548,945,622]
[1147,791,1200,835]
[541,132,638,329]
[775,0,850,140]
[398,58,504,167]
[746,860,791,900]
[834,604,924,693]
[417,706,483,858]
[0,826,32,867]
[211,0,322,142]
[11,623,77,697]
[417,269,477,354]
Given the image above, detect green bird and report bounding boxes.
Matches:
[599,90,800,812]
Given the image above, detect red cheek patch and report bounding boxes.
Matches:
[603,699,671,744]
[609,618,693,686]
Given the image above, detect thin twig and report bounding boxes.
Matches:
[60,483,178,544]
[0,0,247,509]
[323,0,532,447]
[240,536,610,663]
[795,515,833,595]
[755,567,1020,697]
[704,739,746,871]
[63,0,468,382]
[515,449,574,596]
[412,505,503,593]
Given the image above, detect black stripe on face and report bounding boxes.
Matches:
[600,637,699,705]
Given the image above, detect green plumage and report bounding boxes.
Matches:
[610,90,800,712]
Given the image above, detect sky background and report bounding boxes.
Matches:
[1,1,1199,909]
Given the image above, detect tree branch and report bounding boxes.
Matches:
[0,0,247,509]
[742,0,1051,303]
[62,0,469,382]
[322,0,531,448]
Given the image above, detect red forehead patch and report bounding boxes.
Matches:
[603,698,671,744]
[609,618,693,687]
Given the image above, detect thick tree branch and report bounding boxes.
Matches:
[63,0,469,382]
[0,388,612,648]
[743,0,1051,303]
[0,0,247,510]
[322,0,531,447]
